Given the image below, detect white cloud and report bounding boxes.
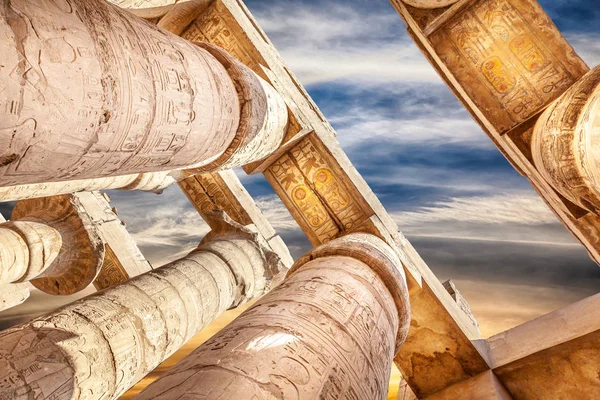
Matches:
[254,2,440,86]
[394,193,557,226]
[565,33,600,67]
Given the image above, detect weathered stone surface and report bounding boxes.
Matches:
[388,0,600,267]
[72,192,153,290]
[0,0,286,187]
[0,213,285,400]
[11,195,105,295]
[398,378,418,400]
[0,220,61,285]
[0,172,175,202]
[135,233,410,400]
[109,0,197,19]
[157,0,212,35]
[443,279,480,333]
[402,0,460,9]
[179,170,294,267]
[489,292,600,400]
[532,66,600,214]
[0,283,30,313]
[424,371,513,400]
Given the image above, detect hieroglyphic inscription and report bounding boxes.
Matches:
[181,1,266,79]
[264,135,372,245]
[93,244,130,291]
[179,173,253,226]
[0,0,241,186]
[429,0,588,133]
[532,66,600,214]
[135,243,408,400]
[0,229,284,400]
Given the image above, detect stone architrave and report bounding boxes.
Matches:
[70,192,154,290]
[0,172,175,202]
[0,0,287,188]
[5,195,105,296]
[175,3,489,398]
[179,169,294,267]
[386,0,600,267]
[0,212,285,400]
[0,212,30,312]
[108,0,201,19]
[135,233,411,400]
[532,65,600,214]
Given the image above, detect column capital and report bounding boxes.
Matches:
[11,194,105,295]
[290,233,411,352]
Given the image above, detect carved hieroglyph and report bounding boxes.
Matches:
[532,66,600,214]
[135,234,410,400]
[70,191,153,290]
[11,195,105,295]
[0,172,175,202]
[0,213,285,400]
[264,134,373,245]
[425,0,588,134]
[0,0,286,187]
[402,0,460,9]
[108,0,200,19]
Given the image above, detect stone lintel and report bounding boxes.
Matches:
[173,2,490,397]
[179,170,294,268]
[487,292,600,399]
[423,371,513,400]
[72,192,153,291]
[0,172,176,203]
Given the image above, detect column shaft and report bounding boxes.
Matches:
[0,0,287,187]
[0,172,175,202]
[0,220,284,400]
[135,233,411,400]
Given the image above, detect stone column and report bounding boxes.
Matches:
[0,0,287,187]
[0,212,31,312]
[0,212,285,400]
[136,233,411,400]
[532,65,600,214]
[2,195,105,296]
[108,0,202,19]
[0,172,176,202]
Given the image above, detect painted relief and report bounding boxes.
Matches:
[265,136,371,245]
[430,0,588,133]
[179,173,252,225]
[94,245,130,291]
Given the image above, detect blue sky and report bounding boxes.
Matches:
[1,0,599,337]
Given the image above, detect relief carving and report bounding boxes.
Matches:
[532,66,600,214]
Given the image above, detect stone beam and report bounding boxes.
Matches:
[0,212,30,312]
[135,233,410,400]
[168,0,490,396]
[108,0,207,19]
[0,0,287,187]
[487,292,600,399]
[0,195,105,296]
[71,192,154,290]
[532,65,600,214]
[0,172,175,202]
[0,212,285,400]
[387,0,600,265]
[423,371,513,400]
[179,170,294,267]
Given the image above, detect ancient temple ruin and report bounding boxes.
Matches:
[0,0,598,399]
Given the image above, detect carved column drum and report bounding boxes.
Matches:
[135,233,411,400]
[0,216,285,400]
[0,0,287,187]
[532,66,600,214]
